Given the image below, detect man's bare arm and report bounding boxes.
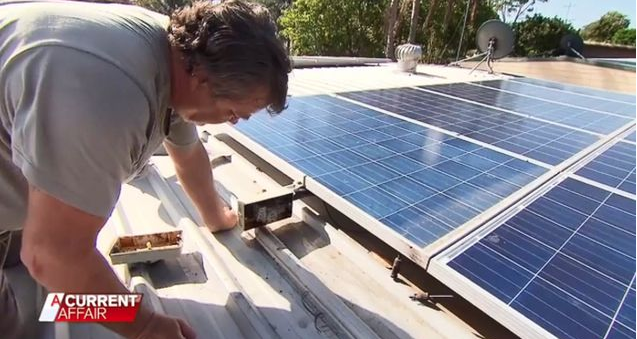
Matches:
[164,140,237,232]
[20,186,154,338]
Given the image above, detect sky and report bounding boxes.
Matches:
[524,0,636,29]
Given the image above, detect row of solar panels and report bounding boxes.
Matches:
[230,77,636,339]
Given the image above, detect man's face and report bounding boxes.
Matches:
[178,79,269,125]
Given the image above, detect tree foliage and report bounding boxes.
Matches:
[512,14,575,57]
[413,0,498,62]
[492,0,547,24]
[133,0,189,15]
[279,0,388,57]
[612,28,636,46]
[581,11,630,43]
[252,0,290,23]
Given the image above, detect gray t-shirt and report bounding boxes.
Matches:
[0,0,198,230]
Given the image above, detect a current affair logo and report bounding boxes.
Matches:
[39,293,143,322]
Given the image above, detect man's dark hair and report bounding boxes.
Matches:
[168,0,291,114]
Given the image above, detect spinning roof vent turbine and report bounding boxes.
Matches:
[560,33,586,59]
[395,43,423,73]
[450,19,514,74]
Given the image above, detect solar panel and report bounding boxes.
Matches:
[510,78,636,104]
[233,95,548,249]
[430,135,636,339]
[421,82,632,134]
[624,131,636,143]
[574,141,636,195]
[471,80,636,117]
[338,87,600,165]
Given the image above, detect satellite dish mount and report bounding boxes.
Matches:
[449,19,514,74]
[560,34,586,60]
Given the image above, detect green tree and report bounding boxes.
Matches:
[252,0,290,22]
[612,28,636,46]
[492,0,548,24]
[415,0,497,63]
[512,14,575,57]
[384,0,401,59]
[581,11,630,43]
[279,0,388,57]
[134,0,190,14]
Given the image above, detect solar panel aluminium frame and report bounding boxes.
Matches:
[428,125,636,339]
[212,92,635,269]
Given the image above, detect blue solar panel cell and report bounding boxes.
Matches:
[538,254,626,317]
[542,185,600,215]
[606,193,637,214]
[378,155,427,174]
[617,287,636,329]
[619,179,636,195]
[381,208,452,245]
[487,164,537,187]
[481,225,555,272]
[331,134,368,148]
[526,195,588,231]
[407,167,462,191]
[454,153,500,171]
[607,322,634,339]
[291,156,341,177]
[303,139,345,154]
[443,175,636,339]
[561,234,634,286]
[624,131,636,142]
[314,170,371,196]
[377,176,437,204]
[351,143,395,160]
[444,184,502,211]
[511,78,637,104]
[235,95,548,249]
[511,277,610,339]
[475,80,636,117]
[448,242,533,301]
[402,148,448,166]
[338,87,601,165]
[579,218,635,256]
[575,141,636,195]
[347,186,407,219]
[379,138,421,153]
[434,160,482,181]
[412,194,481,227]
[590,203,635,236]
[421,83,632,134]
[323,150,367,168]
[506,209,573,250]
[468,174,520,197]
[350,162,401,183]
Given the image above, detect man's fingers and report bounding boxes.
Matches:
[177,319,197,339]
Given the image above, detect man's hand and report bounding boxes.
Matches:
[204,204,238,232]
[165,140,237,233]
[20,186,195,339]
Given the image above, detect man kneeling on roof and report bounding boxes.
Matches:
[0,0,290,338]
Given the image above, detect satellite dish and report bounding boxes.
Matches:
[449,19,515,74]
[560,34,585,59]
[476,19,515,60]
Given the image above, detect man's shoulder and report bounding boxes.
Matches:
[0,1,171,91]
[3,45,152,133]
